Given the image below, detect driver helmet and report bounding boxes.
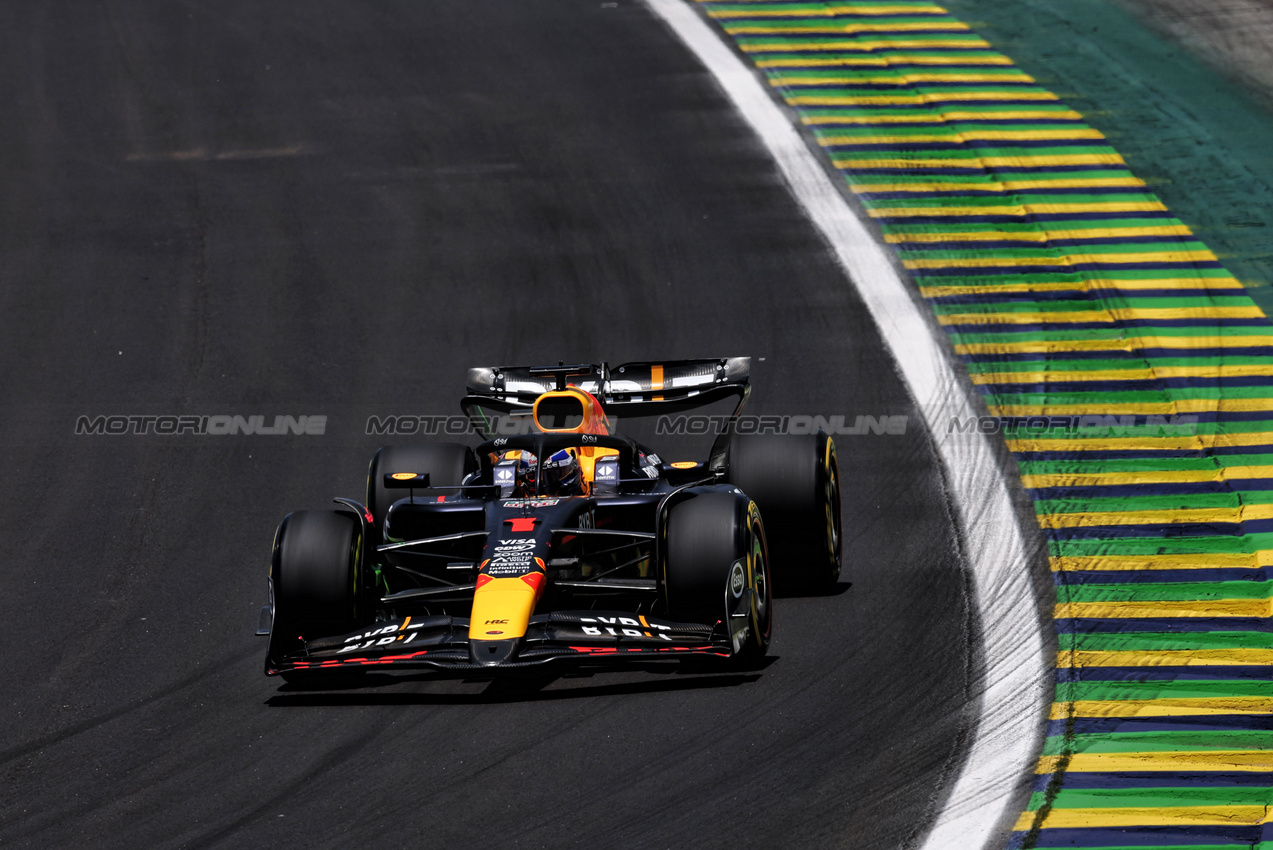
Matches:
[541,448,583,495]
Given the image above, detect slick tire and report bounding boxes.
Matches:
[366,443,478,544]
[724,432,841,593]
[267,510,363,676]
[665,492,771,667]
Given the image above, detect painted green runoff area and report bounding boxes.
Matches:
[936,0,1273,314]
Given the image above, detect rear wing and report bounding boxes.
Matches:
[462,358,750,436]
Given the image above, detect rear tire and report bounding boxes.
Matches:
[665,492,771,665]
[366,443,477,543]
[724,433,841,592]
[266,510,363,673]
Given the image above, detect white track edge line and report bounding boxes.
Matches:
[642,1,1050,847]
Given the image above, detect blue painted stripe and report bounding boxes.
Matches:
[874,213,1184,227]
[901,236,1213,251]
[1056,665,1273,682]
[711,7,957,16]
[1044,520,1273,541]
[1055,617,1273,633]
[788,65,1036,77]
[1022,825,1266,846]
[948,319,1272,334]
[740,46,1015,55]
[849,165,1143,175]
[1000,413,1273,427]
[828,139,1118,152]
[918,263,1226,279]
[980,377,1273,394]
[1032,484,1273,501]
[1031,771,1273,792]
[1013,446,1273,461]
[780,81,1052,92]
[818,118,1090,129]
[728,27,976,37]
[933,287,1236,303]
[860,186,1164,200]
[965,348,1272,361]
[1053,568,1273,584]
[1049,715,1273,736]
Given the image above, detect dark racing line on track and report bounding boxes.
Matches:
[0,2,978,847]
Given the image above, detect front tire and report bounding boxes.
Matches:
[266,510,363,675]
[665,492,771,666]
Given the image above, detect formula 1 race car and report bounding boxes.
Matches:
[259,358,841,681]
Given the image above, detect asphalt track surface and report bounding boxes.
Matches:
[0,3,980,847]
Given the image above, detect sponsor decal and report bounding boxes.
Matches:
[579,615,672,641]
[485,619,509,624]
[391,472,417,480]
[670,461,697,469]
[486,538,539,576]
[502,498,560,508]
[337,621,421,654]
[730,562,746,598]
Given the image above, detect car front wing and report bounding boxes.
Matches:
[266,610,741,675]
